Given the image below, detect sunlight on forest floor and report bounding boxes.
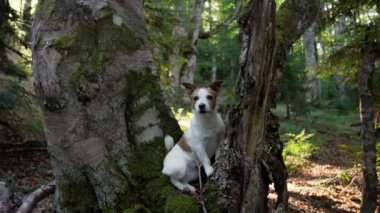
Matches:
[270,104,376,213]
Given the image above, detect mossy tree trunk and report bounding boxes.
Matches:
[211,0,319,212]
[359,43,379,213]
[32,0,183,212]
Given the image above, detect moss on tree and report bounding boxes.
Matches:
[164,195,201,213]
[58,179,99,212]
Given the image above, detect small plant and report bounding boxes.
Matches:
[283,129,316,159]
[337,170,351,183]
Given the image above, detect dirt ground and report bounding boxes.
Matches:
[270,131,380,213]
[1,130,379,212]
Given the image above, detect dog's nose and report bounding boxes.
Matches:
[199,104,206,110]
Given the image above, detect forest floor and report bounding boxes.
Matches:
[269,105,380,212]
[1,106,379,212]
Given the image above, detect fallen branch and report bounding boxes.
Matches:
[16,181,55,213]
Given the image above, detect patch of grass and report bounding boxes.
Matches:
[274,104,359,134]
[337,170,351,183]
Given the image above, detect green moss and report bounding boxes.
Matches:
[124,70,182,141]
[69,66,86,84]
[96,16,143,53]
[58,180,99,212]
[53,30,78,50]
[128,137,165,179]
[35,0,55,18]
[164,195,201,213]
[122,205,152,213]
[204,180,221,213]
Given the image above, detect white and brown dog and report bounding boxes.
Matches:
[162,81,225,192]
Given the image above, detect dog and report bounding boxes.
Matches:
[162,80,225,192]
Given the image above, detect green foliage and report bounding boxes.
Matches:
[278,40,309,117]
[122,205,152,213]
[0,79,23,109]
[337,170,351,183]
[282,129,322,174]
[283,130,317,159]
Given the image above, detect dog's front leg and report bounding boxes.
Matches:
[196,147,214,176]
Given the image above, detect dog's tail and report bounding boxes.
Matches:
[164,135,174,151]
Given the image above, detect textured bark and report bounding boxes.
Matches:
[32,0,181,211]
[211,54,217,81]
[180,0,204,84]
[303,22,321,103]
[168,1,186,87]
[22,0,32,46]
[358,44,379,213]
[212,0,319,212]
[213,0,277,211]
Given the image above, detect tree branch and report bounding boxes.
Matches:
[276,0,320,52]
[16,181,56,213]
[198,0,242,39]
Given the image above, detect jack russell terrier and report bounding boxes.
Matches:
[162,81,225,192]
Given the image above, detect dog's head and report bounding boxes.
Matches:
[182,80,223,114]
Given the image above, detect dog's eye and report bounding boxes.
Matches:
[207,95,213,100]
[193,96,199,101]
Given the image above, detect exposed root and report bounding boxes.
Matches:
[16,181,55,213]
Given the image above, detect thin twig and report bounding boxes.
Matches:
[196,162,208,213]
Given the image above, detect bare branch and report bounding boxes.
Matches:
[16,181,55,213]
[199,0,242,39]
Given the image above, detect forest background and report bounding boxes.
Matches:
[0,0,379,212]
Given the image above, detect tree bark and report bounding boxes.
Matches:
[334,17,348,102]
[212,0,319,212]
[358,43,379,213]
[168,1,186,87]
[180,0,204,84]
[32,0,182,211]
[211,54,217,82]
[303,22,321,103]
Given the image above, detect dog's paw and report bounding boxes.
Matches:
[204,165,214,177]
[184,185,196,193]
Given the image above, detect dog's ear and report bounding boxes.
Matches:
[182,82,196,94]
[209,80,223,93]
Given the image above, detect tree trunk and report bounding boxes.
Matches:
[22,0,32,45]
[212,0,319,212]
[32,0,182,211]
[180,0,204,84]
[303,21,321,103]
[168,1,186,87]
[211,54,217,82]
[358,44,379,213]
[334,17,348,102]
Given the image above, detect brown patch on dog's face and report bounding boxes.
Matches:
[206,88,218,110]
[182,81,223,113]
[178,136,192,152]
